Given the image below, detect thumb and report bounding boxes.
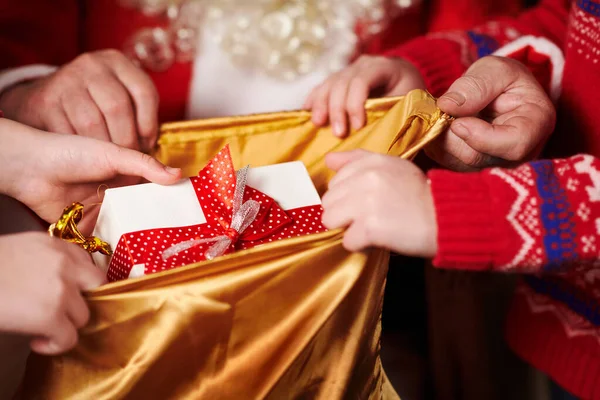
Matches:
[325,150,370,171]
[437,56,523,117]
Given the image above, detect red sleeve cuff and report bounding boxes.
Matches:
[429,169,501,271]
[384,37,468,97]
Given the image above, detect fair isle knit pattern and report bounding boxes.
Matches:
[389,0,600,397]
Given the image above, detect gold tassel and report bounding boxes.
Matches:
[48,202,112,255]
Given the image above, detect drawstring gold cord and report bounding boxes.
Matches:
[48,202,112,255]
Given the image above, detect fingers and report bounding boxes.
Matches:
[437,56,523,117]
[44,108,76,135]
[61,89,110,142]
[30,245,101,355]
[109,51,160,151]
[450,103,554,163]
[321,189,355,230]
[103,144,182,185]
[345,77,370,131]
[309,80,333,127]
[326,150,379,190]
[88,77,139,150]
[432,56,555,169]
[303,86,316,110]
[70,256,107,291]
[29,315,78,355]
[341,220,370,252]
[328,72,353,137]
[48,135,181,186]
[326,66,397,137]
[66,287,91,329]
[305,56,405,137]
[424,130,495,172]
[449,117,526,162]
[325,150,371,172]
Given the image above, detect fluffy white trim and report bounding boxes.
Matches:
[0,64,57,97]
[493,35,565,102]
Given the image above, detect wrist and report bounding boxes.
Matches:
[0,80,34,121]
[422,179,438,258]
[0,119,36,199]
[428,169,499,271]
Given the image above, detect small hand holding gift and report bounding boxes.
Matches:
[93,146,326,281]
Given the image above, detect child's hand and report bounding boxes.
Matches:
[430,56,555,171]
[321,150,437,257]
[304,55,426,138]
[0,119,181,226]
[0,232,105,355]
[0,50,159,152]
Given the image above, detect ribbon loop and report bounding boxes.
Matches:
[162,165,260,261]
[225,228,240,242]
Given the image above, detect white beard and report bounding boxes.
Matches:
[185,25,351,119]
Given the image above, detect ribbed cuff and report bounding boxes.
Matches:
[428,169,497,271]
[384,37,468,97]
[0,64,57,97]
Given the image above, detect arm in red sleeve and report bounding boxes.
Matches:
[364,0,525,55]
[426,0,522,32]
[429,154,600,274]
[384,0,570,97]
[0,0,80,69]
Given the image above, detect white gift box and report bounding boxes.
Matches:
[92,161,322,279]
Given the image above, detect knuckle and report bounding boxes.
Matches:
[355,55,373,66]
[37,308,59,332]
[121,134,140,150]
[99,48,126,60]
[51,251,71,272]
[131,81,158,103]
[52,273,70,298]
[31,87,56,109]
[460,150,483,168]
[488,55,518,70]
[79,113,104,131]
[364,169,385,191]
[103,96,130,116]
[74,52,100,68]
[346,101,364,117]
[78,306,91,328]
[511,143,530,162]
[362,213,379,245]
[461,74,490,98]
[138,152,156,167]
[487,56,523,76]
[65,331,79,351]
[483,56,529,83]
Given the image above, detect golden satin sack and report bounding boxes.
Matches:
[22,90,450,400]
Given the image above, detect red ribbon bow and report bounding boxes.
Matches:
[106,146,294,281]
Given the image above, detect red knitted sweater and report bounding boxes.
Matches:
[387,0,600,397]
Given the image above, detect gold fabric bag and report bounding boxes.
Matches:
[21,90,449,400]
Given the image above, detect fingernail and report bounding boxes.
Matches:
[450,122,469,138]
[351,117,362,131]
[441,92,466,106]
[333,122,344,137]
[164,166,180,175]
[312,110,323,124]
[45,341,61,354]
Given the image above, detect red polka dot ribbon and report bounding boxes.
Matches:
[161,164,262,261]
[107,146,327,282]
